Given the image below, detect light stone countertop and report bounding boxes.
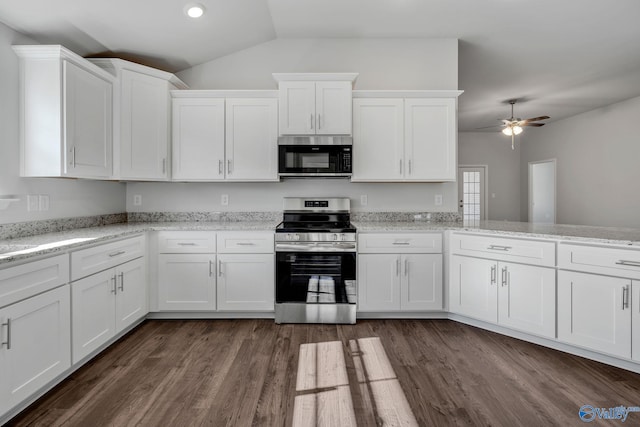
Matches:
[0,221,280,265]
[353,220,640,247]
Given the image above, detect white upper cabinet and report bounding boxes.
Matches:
[14,46,115,179]
[89,59,187,181]
[172,97,226,181]
[274,74,358,136]
[225,98,278,181]
[352,92,461,182]
[171,92,279,182]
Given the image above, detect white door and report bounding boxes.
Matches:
[278,81,315,135]
[63,60,112,178]
[401,254,443,311]
[71,269,116,363]
[352,98,404,181]
[119,70,169,180]
[315,81,352,135]
[172,98,225,181]
[158,254,216,311]
[458,166,487,222]
[357,254,401,311]
[404,98,456,181]
[225,98,278,181]
[529,159,556,224]
[558,270,631,358]
[115,257,147,332]
[497,262,555,338]
[449,255,497,323]
[217,254,274,311]
[0,285,71,414]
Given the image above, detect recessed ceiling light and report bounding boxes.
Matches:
[185,3,205,18]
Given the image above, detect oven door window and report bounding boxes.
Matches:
[276,252,356,304]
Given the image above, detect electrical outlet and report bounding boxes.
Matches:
[221,194,229,206]
[434,194,443,206]
[27,195,39,212]
[133,195,142,206]
[360,195,368,206]
[38,195,49,211]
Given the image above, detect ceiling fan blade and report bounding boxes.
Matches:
[521,123,545,127]
[520,116,550,123]
[476,124,503,129]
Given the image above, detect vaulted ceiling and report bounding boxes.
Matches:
[2,0,639,131]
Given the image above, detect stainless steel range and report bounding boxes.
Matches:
[275,197,356,324]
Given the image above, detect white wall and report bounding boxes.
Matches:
[0,22,126,225]
[520,95,640,228]
[128,38,459,213]
[458,132,521,221]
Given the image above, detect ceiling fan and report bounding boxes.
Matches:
[481,100,550,149]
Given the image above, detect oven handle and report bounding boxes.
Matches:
[275,242,356,252]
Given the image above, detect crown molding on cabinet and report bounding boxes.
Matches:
[88,58,188,89]
[353,90,464,98]
[170,90,279,98]
[272,72,359,86]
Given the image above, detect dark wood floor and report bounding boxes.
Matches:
[8,319,640,426]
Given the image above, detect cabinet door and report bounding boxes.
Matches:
[449,255,497,323]
[71,269,116,363]
[217,254,274,311]
[404,98,456,181]
[0,285,71,414]
[115,257,147,333]
[64,60,112,178]
[352,99,404,181]
[315,81,352,135]
[278,81,315,135]
[498,262,555,338]
[558,271,631,358]
[120,70,169,180]
[632,283,640,362]
[401,254,443,311]
[172,98,225,181]
[358,254,401,311]
[225,98,278,181]
[157,254,216,311]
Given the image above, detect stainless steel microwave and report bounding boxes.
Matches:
[278,136,352,178]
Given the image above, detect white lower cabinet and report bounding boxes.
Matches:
[0,285,71,415]
[157,254,216,311]
[450,255,556,338]
[217,254,274,311]
[558,270,632,359]
[72,257,146,363]
[358,253,442,311]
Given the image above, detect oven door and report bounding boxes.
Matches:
[278,145,352,177]
[275,250,356,323]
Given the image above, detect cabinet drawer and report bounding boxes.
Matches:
[0,254,69,308]
[450,233,555,267]
[217,232,274,254]
[157,231,216,254]
[71,235,146,280]
[358,233,442,253]
[559,243,640,280]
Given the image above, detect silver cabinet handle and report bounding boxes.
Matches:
[162,158,166,174]
[109,250,126,257]
[490,265,496,285]
[228,159,232,175]
[209,260,214,277]
[236,242,256,246]
[616,260,640,267]
[404,258,408,276]
[310,113,314,130]
[71,146,76,168]
[408,160,412,175]
[219,160,223,175]
[399,159,403,175]
[488,245,512,251]
[623,285,630,309]
[218,259,223,277]
[501,267,508,287]
[1,318,11,350]
[396,257,400,277]
[177,242,197,246]
[118,272,124,292]
[393,242,410,246]
[111,275,117,294]
[318,114,321,129]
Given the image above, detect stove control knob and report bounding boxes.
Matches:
[294,234,300,241]
[333,233,339,241]
[286,234,292,241]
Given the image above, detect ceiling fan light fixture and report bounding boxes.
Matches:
[502,127,513,136]
[185,3,205,18]
[501,125,523,136]
[513,125,523,135]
